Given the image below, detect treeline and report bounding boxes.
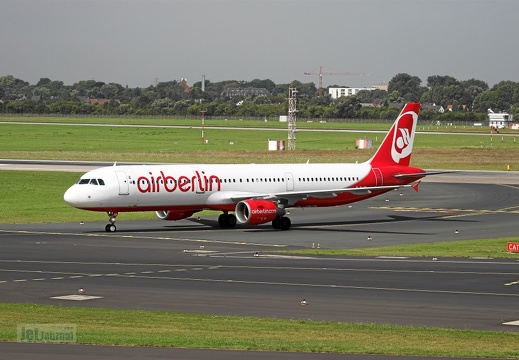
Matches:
[0,74,518,121]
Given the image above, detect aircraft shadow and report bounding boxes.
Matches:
[85,214,478,235]
[255,214,478,235]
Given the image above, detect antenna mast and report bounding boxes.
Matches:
[287,87,297,150]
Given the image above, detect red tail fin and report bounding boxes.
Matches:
[369,102,420,167]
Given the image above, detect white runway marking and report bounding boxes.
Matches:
[51,295,103,301]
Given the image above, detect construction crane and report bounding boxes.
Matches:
[304,65,371,97]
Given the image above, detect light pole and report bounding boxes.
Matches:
[201,110,206,144]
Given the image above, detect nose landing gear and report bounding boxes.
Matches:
[105,211,118,232]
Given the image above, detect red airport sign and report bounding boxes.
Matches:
[507,242,519,253]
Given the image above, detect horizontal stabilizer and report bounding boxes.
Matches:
[395,170,455,179]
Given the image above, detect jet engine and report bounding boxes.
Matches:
[155,210,194,221]
[235,200,284,225]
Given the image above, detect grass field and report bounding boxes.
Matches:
[1,303,518,358]
[0,114,500,132]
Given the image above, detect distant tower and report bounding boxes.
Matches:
[287,88,297,150]
[202,75,205,92]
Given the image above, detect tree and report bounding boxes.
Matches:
[333,96,361,118]
[173,100,192,115]
[36,78,52,87]
[427,75,458,88]
[421,76,489,109]
[426,75,459,105]
[99,83,124,99]
[355,89,387,104]
[388,73,426,102]
[149,98,175,114]
[0,75,30,100]
[473,81,519,112]
[459,79,488,109]
[248,79,276,92]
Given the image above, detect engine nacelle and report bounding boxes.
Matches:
[235,200,283,225]
[155,210,194,221]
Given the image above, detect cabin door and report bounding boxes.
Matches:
[285,172,294,191]
[115,171,129,195]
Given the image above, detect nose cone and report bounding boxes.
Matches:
[64,185,82,208]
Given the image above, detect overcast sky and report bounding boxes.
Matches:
[1,0,517,89]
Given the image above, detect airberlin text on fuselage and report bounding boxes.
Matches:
[137,170,221,193]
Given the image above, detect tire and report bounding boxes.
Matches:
[280,217,291,231]
[227,214,237,227]
[218,214,228,227]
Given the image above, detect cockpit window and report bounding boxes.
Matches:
[77,178,105,185]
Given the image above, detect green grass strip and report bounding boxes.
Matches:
[279,238,519,259]
[0,303,518,357]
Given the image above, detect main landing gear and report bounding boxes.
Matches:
[218,212,237,228]
[218,212,291,230]
[272,216,291,231]
[105,211,118,232]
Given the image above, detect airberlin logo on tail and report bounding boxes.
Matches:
[136,170,221,193]
[391,110,418,163]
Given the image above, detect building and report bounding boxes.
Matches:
[328,86,376,99]
[488,110,513,129]
[222,87,271,97]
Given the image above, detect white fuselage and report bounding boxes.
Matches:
[64,162,374,212]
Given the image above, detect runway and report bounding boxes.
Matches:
[1,175,519,359]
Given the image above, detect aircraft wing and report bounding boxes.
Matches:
[230,183,418,206]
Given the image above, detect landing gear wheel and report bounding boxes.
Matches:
[105,211,118,232]
[272,216,291,230]
[218,213,237,228]
[280,216,291,231]
[227,214,237,227]
[105,224,116,232]
[218,214,227,227]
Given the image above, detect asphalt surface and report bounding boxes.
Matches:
[1,166,519,359]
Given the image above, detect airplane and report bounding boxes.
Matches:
[64,102,438,232]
